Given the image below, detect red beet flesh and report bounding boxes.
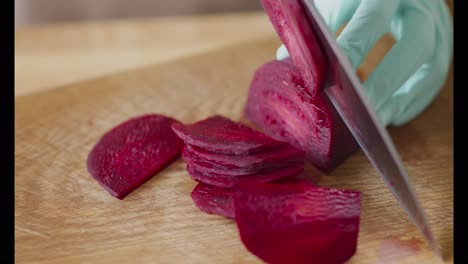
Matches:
[87,114,184,199]
[187,164,304,188]
[234,181,361,264]
[260,0,327,96]
[245,59,359,173]
[190,179,312,220]
[190,183,235,219]
[171,115,287,155]
[185,144,305,168]
[182,146,303,176]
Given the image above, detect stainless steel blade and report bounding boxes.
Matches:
[300,0,441,257]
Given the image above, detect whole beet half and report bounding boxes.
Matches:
[245,59,359,173]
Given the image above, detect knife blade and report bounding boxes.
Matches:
[299,0,442,257]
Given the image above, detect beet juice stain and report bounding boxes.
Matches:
[377,236,422,263]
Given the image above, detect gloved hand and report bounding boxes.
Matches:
[276,0,453,126]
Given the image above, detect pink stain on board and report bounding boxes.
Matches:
[377,236,422,264]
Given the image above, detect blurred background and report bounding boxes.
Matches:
[15,0,272,95]
[15,0,263,29]
[15,0,453,100]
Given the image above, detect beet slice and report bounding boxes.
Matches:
[245,59,359,173]
[190,179,312,219]
[234,181,361,264]
[187,164,304,188]
[87,114,184,199]
[190,183,235,219]
[171,115,286,155]
[260,0,327,96]
[182,146,304,176]
[185,144,305,168]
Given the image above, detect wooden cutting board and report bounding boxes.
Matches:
[15,36,453,263]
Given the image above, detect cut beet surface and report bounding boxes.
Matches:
[234,181,361,264]
[182,146,304,176]
[190,183,235,219]
[185,144,305,168]
[260,0,327,96]
[87,114,184,199]
[245,59,359,173]
[187,164,304,188]
[171,115,287,155]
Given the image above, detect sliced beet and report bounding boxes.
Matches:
[245,59,359,173]
[87,114,184,199]
[190,183,235,219]
[234,181,361,264]
[171,115,286,155]
[182,146,303,176]
[187,164,304,188]
[260,0,327,96]
[185,144,305,168]
[190,179,312,219]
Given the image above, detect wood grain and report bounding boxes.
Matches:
[15,35,453,264]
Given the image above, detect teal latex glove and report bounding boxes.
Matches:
[276,0,453,126]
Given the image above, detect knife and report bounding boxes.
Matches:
[299,0,442,257]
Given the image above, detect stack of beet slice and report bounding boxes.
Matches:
[171,115,307,217]
[172,116,362,264]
